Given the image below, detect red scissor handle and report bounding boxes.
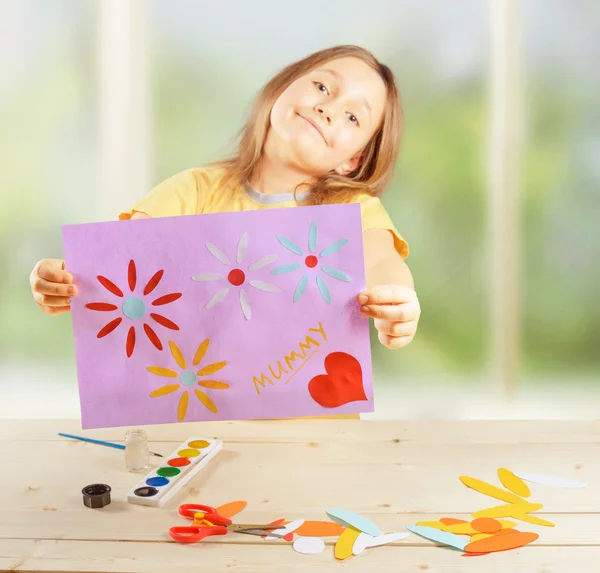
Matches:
[169,525,229,543]
[178,504,231,526]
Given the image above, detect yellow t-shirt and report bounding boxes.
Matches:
[119,166,409,260]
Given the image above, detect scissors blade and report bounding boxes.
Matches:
[238,529,286,538]
[228,524,286,532]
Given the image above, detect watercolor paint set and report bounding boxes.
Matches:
[127,437,222,507]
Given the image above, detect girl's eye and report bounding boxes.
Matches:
[347,112,359,126]
[314,82,329,95]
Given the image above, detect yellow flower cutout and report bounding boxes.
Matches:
[147,339,229,422]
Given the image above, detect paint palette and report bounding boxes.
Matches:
[127,438,222,507]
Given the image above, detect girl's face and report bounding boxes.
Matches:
[267,56,387,177]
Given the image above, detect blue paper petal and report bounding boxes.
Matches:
[320,238,349,257]
[308,221,318,253]
[293,275,309,303]
[321,265,351,282]
[276,235,303,255]
[316,275,331,304]
[326,508,381,537]
[405,526,467,551]
[270,263,302,275]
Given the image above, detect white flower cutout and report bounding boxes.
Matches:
[192,232,279,320]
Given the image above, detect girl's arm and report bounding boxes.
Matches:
[360,229,421,349]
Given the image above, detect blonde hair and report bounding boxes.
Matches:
[213,45,402,205]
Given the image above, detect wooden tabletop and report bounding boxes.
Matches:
[1,419,599,572]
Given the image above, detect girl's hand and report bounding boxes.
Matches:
[358,285,421,349]
[30,258,78,316]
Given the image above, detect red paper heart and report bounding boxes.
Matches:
[308,352,367,408]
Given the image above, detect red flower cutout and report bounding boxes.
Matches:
[85,260,182,357]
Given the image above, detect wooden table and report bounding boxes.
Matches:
[1,419,599,572]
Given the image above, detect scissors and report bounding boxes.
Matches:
[169,504,286,543]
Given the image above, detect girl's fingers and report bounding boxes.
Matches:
[361,301,418,322]
[36,259,72,285]
[36,302,71,316]
[377,331,413,350]
[374,319,417,338]
[32,277,77,297]
[34,292,72,307]
[359,285,416,306]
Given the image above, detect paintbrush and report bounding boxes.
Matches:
[58,433,163,457]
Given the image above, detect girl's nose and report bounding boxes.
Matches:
[316,105,334,124]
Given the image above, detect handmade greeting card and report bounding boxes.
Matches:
[61,203,374,429]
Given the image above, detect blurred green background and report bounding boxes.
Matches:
[1,0,598,419]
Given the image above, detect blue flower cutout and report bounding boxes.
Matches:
[270,221,351,304]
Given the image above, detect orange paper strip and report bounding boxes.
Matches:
[465,531,539,554]
[215,500,247,519]
[295,521,345,537]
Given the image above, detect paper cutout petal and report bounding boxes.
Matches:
[249,280,280,292]
[215,501,247,519]
[126,326,136,357]
[150,313,179,330]
[295,521,345,537]
[97,276,124,297]
[193,339,210,366]
[237,232,248,264]
[416,520,449,531]
[440,518,467,526]
[206,242,230,265]
[326,508,381,537]
[143,269,164,295]
[97,317,122,338]
[406,526,467,551]
[471,518,502,534]
[316,275,331,304]
[169,341,187,369]
[464,531,538,554]
[498,468,531,497]
[249,254,277,271]
[240,289,251,320]
[192,273,223,282]
[198,380,230,390]
[194,389,218,413]
[197,362,226,376]
[271,263,302,275]
[293,274,309,303]
[321,265,351,282]
[206,287,229,309]
[276,234,303,255]
[309,352,367,408]
[308,221,318,253]
[178,391,189,422]
[143,323,163,350]
[320,238,349,257]
[293,537,325,555]
[86,302,118,311]
[353,532,409,555]
[150,384,180,398]
[446,523,478,535]
[265,519,305,540]
[128,260,137,292]
[512,471,587,489]
[335,526,361,560]
[152,293,182,306]
[147,366,178,378]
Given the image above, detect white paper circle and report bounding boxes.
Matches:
[293,537,326,555]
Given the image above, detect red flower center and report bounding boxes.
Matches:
[305,255,318,268]
[228,269,246,286]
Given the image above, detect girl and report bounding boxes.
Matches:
[30,45,421,351]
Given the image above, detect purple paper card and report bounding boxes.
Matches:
[61,203,374,429]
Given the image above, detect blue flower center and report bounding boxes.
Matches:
[180,370,197,387]
[122,297,146,320]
